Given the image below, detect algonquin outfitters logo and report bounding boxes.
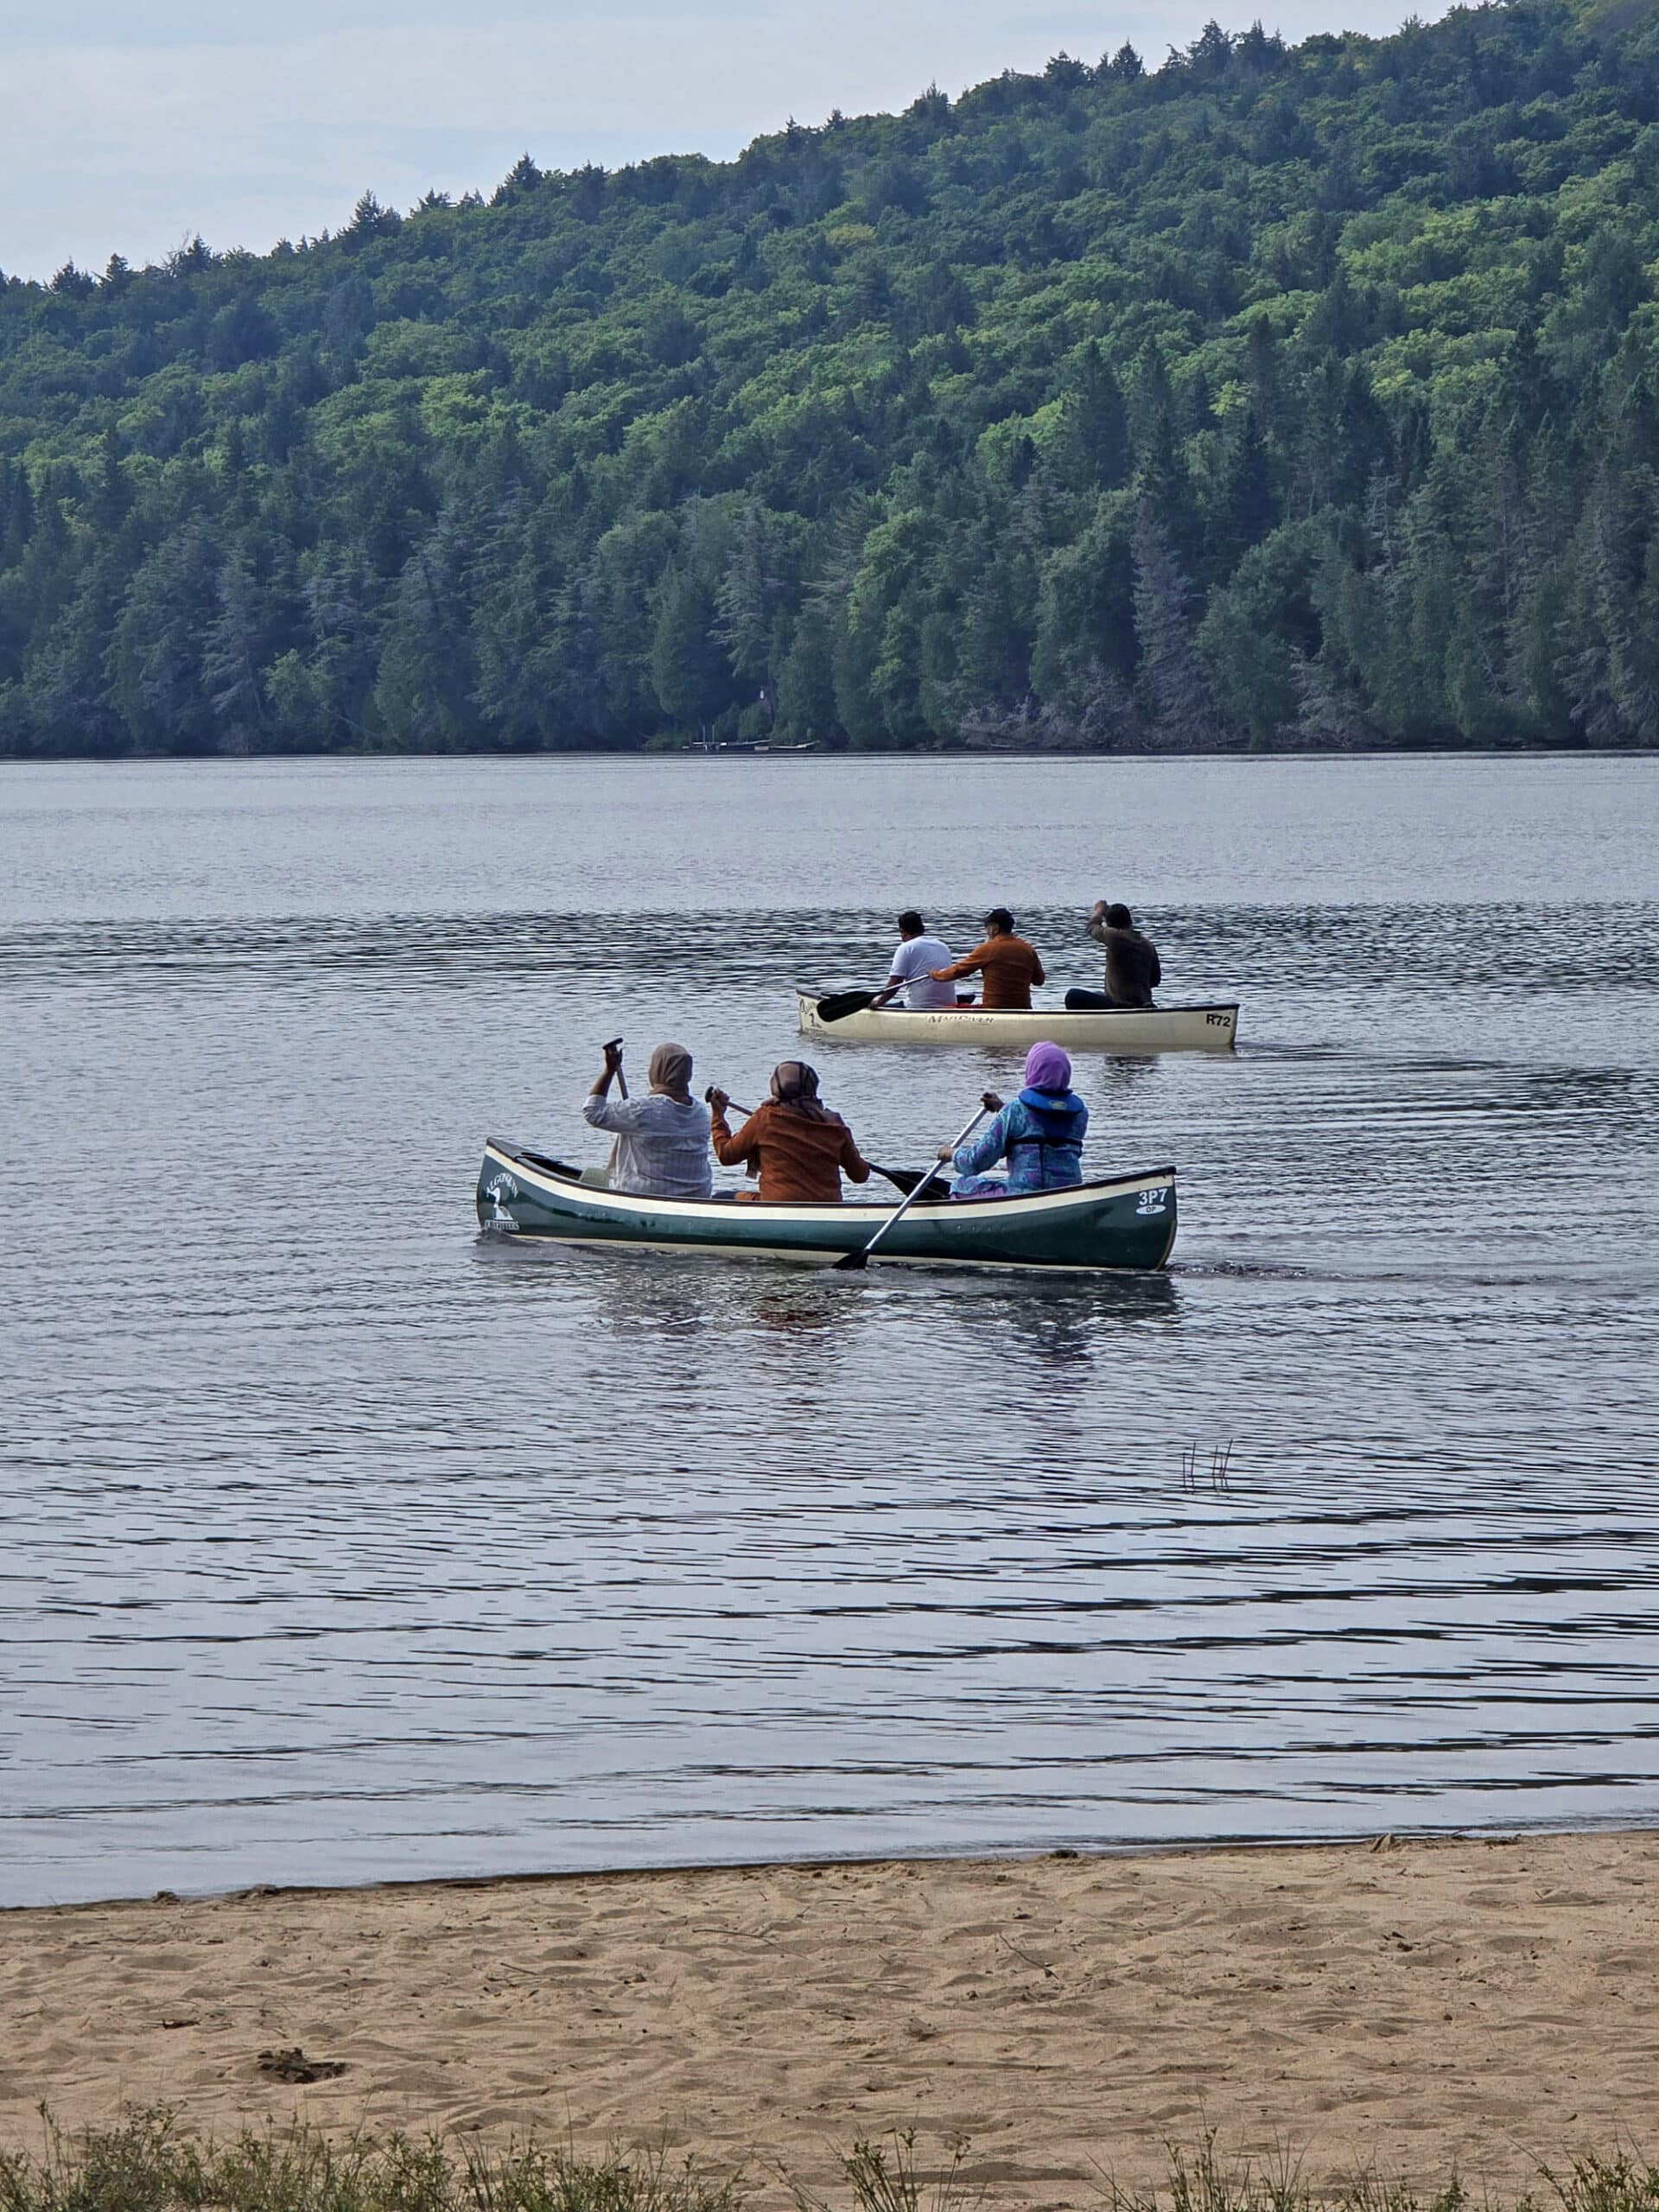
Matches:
[484,1173,519,1228]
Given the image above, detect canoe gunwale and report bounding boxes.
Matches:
[799,992,1241,1018]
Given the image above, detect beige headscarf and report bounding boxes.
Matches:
[648,1042,695,1100]
[770,1059,833,1121]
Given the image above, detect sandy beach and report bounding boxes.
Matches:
[3,1831,1656,2202]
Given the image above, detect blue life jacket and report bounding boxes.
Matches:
[1007,1085,1088,1187]
[956,1087,1088,1193]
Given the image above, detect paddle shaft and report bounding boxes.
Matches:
[834,1103,989,1271]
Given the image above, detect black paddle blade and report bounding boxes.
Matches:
[816,988,880,1023]
[872,1164,950,1198]
[873,1162,925,1195]
[831,1245,868,1270]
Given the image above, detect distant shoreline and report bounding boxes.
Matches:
[4,742,1657,770]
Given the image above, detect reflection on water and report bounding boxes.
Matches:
[1,752,1657,1906]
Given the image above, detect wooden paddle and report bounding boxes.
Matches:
[832,1102,991,1272]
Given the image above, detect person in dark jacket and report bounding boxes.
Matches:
[945,1042,1089,1200]
[1066,900,1161,1010]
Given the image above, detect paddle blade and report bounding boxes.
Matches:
[831,1245,868,1271]
[873,1162,926,1196]
[874,1165,950,1199]
[816,989,880,1023]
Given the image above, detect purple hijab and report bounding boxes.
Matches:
[1023,1041,1072,1094]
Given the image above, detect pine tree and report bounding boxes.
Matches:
[1211,407,1276,578]
[22,550,128,755]
[201,543,277,750]
[1132,502,1217,744]
[715,505,786,684]
[105,525,221,752]
[1292,646,1370,749]
[774,609,840,742]
[1610,531,1659,745]
[649,563,724,727]
[471,490,560,748]
[1031,514,1137,707]
[0,456,35,570]
[301,543,381,747]
[372,512,476,748]
[1061,343,1129,491]
[86,429,131,534]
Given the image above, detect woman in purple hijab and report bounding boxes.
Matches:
[944,1042,1090,1200]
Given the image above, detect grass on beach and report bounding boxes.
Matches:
[3,2118,1659,2212]
[0,2110,743,2212]
[1103,2139,1659,2212]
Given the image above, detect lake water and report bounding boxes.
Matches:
[2,751,1656,1908]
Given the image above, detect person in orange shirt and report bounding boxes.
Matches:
[706,1062,872,1204]
[930,908,1046,1009]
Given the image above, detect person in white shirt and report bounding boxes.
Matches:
[874,911,959,1009]
[582,1040,713,1198]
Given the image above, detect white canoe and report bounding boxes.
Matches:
[796,990,1239,1052]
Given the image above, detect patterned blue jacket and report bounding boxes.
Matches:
[953,1086,1089,1193]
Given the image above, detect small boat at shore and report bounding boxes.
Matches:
[477,1139,1178,1272]
[796,990,1240,1052]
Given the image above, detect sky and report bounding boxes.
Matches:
[3,0,1433,283]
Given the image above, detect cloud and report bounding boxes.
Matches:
[2,0,1431,279]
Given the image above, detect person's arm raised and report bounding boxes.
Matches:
[707,1089,760,1167]
[584,1041,636,1128]
[588,1039,623,1097]
[943,1095,1007,1172]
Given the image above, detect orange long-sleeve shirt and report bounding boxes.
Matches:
[711,1100,871,1203]
[936,933,1046,1009]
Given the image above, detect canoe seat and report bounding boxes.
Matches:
[578,1166,611,1190]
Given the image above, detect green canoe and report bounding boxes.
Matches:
[477,1139,1178,1272]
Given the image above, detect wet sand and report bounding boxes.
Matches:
[3,1831,1657,2202]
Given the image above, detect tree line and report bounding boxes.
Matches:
[3,0,1659,758]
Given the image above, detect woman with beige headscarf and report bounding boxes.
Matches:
[582,1040,713,1198]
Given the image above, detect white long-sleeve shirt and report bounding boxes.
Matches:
[582,1092,713,1198]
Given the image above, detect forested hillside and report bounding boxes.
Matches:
[3,0,1659,758]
